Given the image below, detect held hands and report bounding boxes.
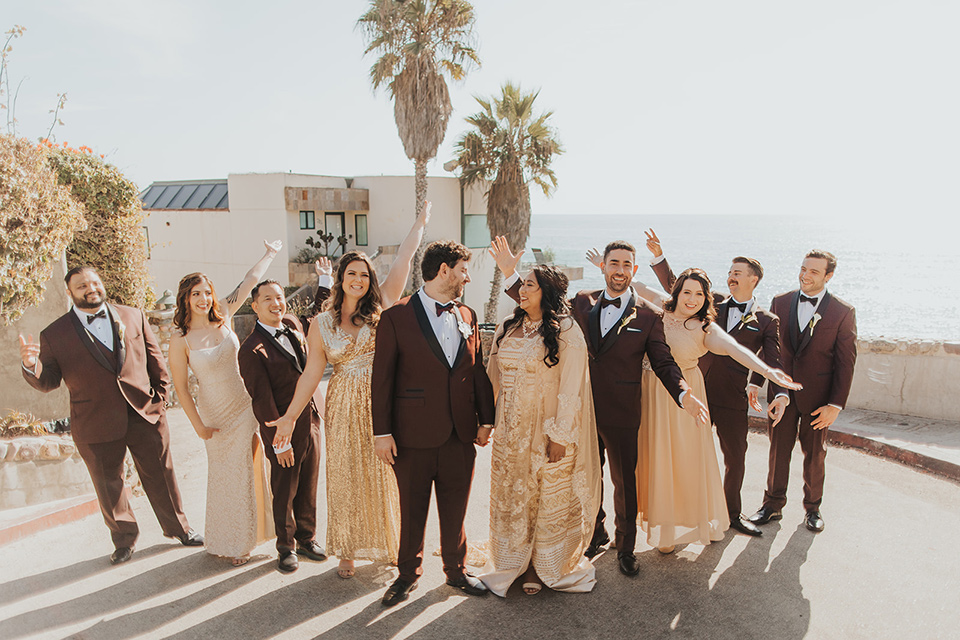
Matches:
[265,415,296,449]
[546,438,566,463]
[18,334,40,370]
[314,256,333,278]
[375,435,397,465]
[767,396,789,427]
[489,236,524,277]
[683,392,710,426]
[585,248,602,269]
[417,200,432,227]
[811,404,841,430]
[475,426,492,447]
[264,239,283,256]
[644,228,663,258]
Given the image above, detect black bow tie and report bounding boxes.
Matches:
[729,301,747,313]
[600,296,622,309]
[436,302,454,316]
[799,294,818,306]
[275,326,295,341]
[87,309,106,324]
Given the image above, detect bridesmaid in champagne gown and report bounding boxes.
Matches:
[632,269,800,552]
[168,241,281,564]
[269,204,429,578]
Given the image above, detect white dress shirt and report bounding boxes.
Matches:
[797,288,826,332]
[258,320,297,358]
[726,297,755,333]
[318,275,333,289]
[599,289,632,337]
[418,288,462,367]
[74,304,114,350]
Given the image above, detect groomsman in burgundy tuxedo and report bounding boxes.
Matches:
[494,238,708,577]
[749,250,857,533]
[238,280,326,573]
[19,266,202,564]
[372,240,496,607]
[645,229,784,537]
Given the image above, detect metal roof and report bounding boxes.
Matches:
[139,180,229,210]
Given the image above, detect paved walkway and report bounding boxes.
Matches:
[1,405,958,639]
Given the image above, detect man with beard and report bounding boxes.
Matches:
[494,238,708,577]
[19,266,201,564]
[645,229,785,537]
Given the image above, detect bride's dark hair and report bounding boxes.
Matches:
[496,265,570,368]
[323,251,383,327]
[663,267,716,330]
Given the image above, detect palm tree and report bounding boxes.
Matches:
[358,0,480,289]
[453,82,563,322]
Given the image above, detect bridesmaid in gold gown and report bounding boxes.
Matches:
[632,269,799,552]
[478,266,601,596]
[269,203,430,578]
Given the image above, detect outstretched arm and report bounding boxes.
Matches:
[168,334,218,440]
[704,323,801,391]
[266,320,328,448]
[222,240,282,317]
[381,202,431,307]
[633,280,670,307]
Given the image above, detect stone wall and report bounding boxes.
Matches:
[848,338,960,421]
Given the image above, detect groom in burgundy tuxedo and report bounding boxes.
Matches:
[19,266,201,564]
[749,250,857,533]
[238,280,326,573]
[646,230,784,537]
[372,240,495,607]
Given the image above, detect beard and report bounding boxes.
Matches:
[605,275,630,295]
[72,291,104,310]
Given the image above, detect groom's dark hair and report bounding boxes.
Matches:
[251,279,283,301]
[421,241,471,282]
[603,240,636,261]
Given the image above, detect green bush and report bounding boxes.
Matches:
[0,134,86,325]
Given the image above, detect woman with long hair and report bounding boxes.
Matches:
[168,240,281,565]
[631,268,799,552]
[478,265,601,597]
[268,203,430,579]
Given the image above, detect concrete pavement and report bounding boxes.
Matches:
[2,406,959,639]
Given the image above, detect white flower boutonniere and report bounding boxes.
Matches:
[116,319,126,342]
[737,312,757,330]
[619,308,638,331]
[808,312,822,335]
[457,317,474,340]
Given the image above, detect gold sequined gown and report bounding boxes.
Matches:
[313,310,400,563]
[478,318,601,597]
[637,313,729,548]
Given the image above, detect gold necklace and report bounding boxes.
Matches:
[521,317,542,338]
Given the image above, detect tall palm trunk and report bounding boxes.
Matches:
[411,159,428,291]
[486,267,503,323]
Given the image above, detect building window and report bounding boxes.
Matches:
[355,214,368,246]
[300,210,315,229]
[462,214,488,248]
[142,225,151,259]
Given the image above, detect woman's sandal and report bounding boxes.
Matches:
[232,555,251,566]
[337,560,355,579]
[522,582,542,596]
[658,546,675,554]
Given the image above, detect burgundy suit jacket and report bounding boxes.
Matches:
[768,290,857,414]
[22,305,170,444]
[238,315,320,444]
[371,294,495,449]
[506,281,686,430]
[651,259,783,411]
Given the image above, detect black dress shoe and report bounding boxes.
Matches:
[747,506,783,526]
[617,551,640,577]
[176,529,205,546]
[585,530,611,559]
[382,578,418,607]
[446,574,489,596]
[110,547,133,565]
[278,550,299,573]
[730,516,763,537]
[805,510,824,533]
[297,540,327,561]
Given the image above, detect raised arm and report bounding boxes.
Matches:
[221,240,282,317]
[704,323,801,391]
[632,280,670,307]
[381,201,431,307]
[19,332,62,392]
[266,322,328,448]
[168,334,218,440]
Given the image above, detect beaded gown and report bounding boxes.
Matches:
[637,314,729,548]
[478,318,601,596]
[313,310,400,563]
[189,329,274,558]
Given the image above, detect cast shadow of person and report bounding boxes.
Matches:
[1,548,239,640]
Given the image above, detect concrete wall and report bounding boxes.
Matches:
[0,259,70,421]
[848,338,960,421]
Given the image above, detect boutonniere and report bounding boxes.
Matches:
[619,308,638,331]
[116,318,126,342]
[808,312,822,335]
[457,316,473,340]
[737,312,757,329]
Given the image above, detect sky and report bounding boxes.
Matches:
[3,0,958,221]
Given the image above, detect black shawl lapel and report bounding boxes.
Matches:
[598,291,635,357]
[254,323,302,373]
[68,311,115,374]
[788,292,801,352]
[587,292,603,355]
[450,304,469,369]
[107,305,126,374]
[718,299,733,335]
[412,294,452,369]
[796,292,831,355]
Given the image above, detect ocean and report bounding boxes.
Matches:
[524,214,959,341]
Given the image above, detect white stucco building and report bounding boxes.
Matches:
[139,172,508,318]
